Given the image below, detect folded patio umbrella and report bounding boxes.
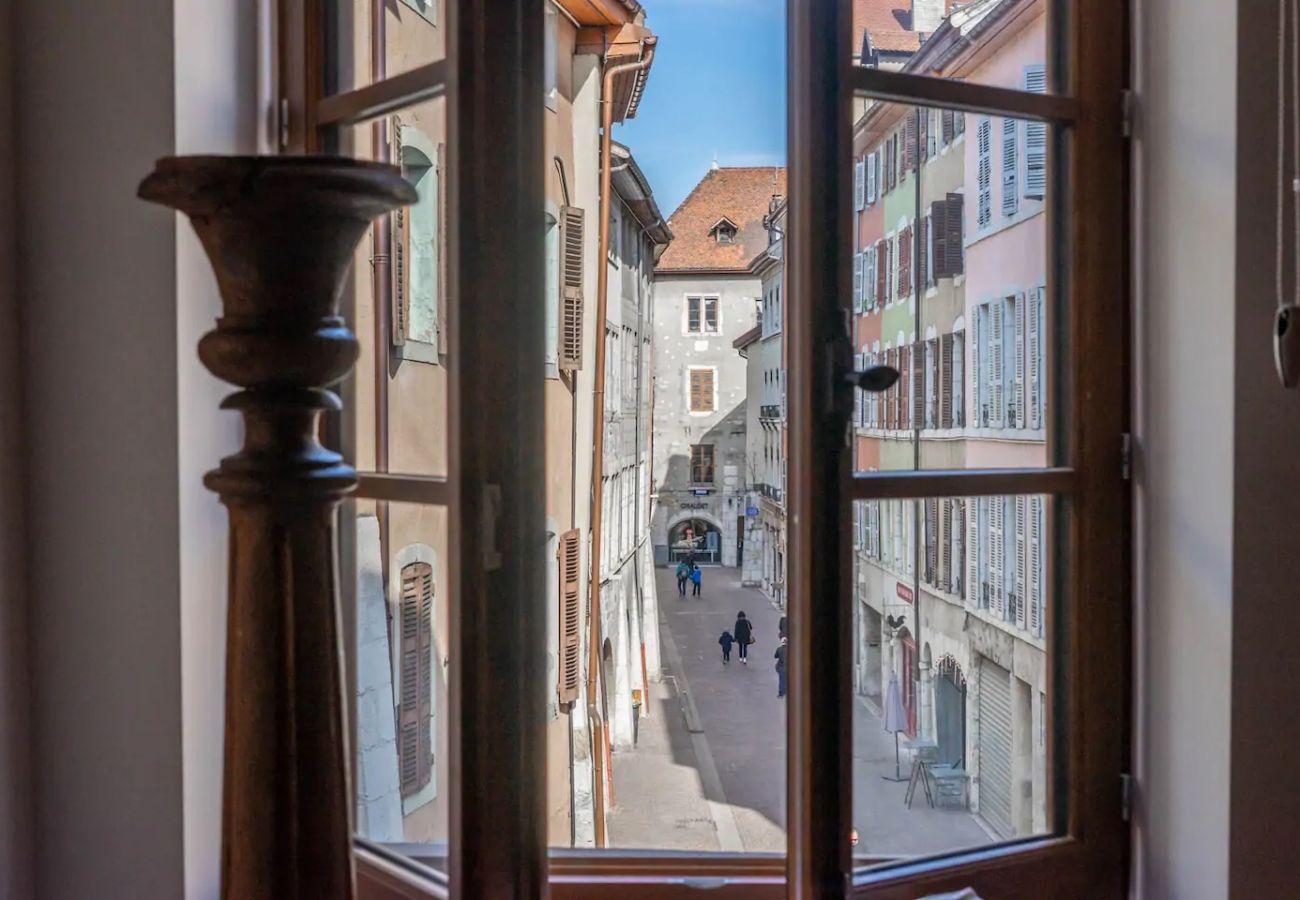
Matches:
[882,671,908,782]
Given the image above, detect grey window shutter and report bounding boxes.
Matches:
[390,116,408,348]
[1014,292,1027,427]
[940,332,954,427]
[1001,116,1019,216]
[853,251,864,306]
[558,205,585,370]
[977,117,993,228]
[1024,65,1048,199]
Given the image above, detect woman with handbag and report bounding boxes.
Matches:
[732,611,754,664]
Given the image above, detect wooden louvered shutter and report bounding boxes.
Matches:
[941,109,954,145]
[903,114,916,173]
[1024,65,1048,199]
[919,215,929,288]
[931,199,949,278]
[887,135,896,190]
[940,333,954,427]
[855,159,866,211]
[689,367,715,413]
[940,499,952,588]
[945,193,965,275]
[558,205,585,370]
[920,109,930,161]
[390,117,409,347]
[1014,496,1028,629]
[399,562,434,795]
[969,498,982,606]
[1002,116,1019,216]
[876,239,888,303]
[912,341,925,428]
[558,530,581,704]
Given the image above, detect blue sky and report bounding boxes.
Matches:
[615,0,787,217]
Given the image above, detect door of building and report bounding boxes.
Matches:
[935,661,966,768]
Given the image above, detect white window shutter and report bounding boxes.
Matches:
[990,497,1005,618]
[853,252,864,307]
[1029,497,1043,636]
[1014,292,1026,427]
[1001,116,1019,216]
[990,301,1004,426]
[854,159,866,211]
[867,152,877,203]
[1034,288,1045,429]
[1024,65,1048,199]
[977,117,992,228]
[953,331,965,428]
[925,339,937,429]
[1014,496,1027,629]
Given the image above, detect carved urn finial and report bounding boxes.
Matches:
[140,156,416,900]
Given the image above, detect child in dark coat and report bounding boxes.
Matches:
[718,630,735,665]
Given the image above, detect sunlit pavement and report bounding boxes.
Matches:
[608,566,991,860]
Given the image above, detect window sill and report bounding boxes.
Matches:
[394,339,441,366]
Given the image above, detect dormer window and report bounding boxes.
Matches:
[709,216,739,244]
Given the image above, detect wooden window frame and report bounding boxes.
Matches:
[276,0,1129,897]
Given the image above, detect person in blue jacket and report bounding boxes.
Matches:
[690,564,703,597]
[718,630,735,665]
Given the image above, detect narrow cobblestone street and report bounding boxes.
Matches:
[608,566,990,860]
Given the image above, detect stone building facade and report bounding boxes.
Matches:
[650,166,787,569]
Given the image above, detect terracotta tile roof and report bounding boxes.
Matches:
[656,167,787,274]
[852,0,921,55]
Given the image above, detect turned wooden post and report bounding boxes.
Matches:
[139,156,416,899]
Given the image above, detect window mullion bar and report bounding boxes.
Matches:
[355,473,450,506]
[447,0,547,897]
[787,0,852,897]
[317,59,448,128]
[850,467,1076,500]
[851,67,1077,124]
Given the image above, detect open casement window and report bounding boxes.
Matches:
[275,0,1127,897]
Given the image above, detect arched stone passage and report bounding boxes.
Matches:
[666,513,724,565]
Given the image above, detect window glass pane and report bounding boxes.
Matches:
[849,100,1056,473]
[348,499,451,875]
[850,494,1055,868]
[849,0,1055,96]
[329,0,444,93]
[342,100,448,478]
[549,0,789,855]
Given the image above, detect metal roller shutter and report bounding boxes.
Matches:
[978,657,1014,837]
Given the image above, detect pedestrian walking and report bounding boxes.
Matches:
[733,611,753,664]
[718,630,735,665]
[774,636,788,698]
[675,560,690,596]
[690,564,703,597]
[778,615,787,640]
